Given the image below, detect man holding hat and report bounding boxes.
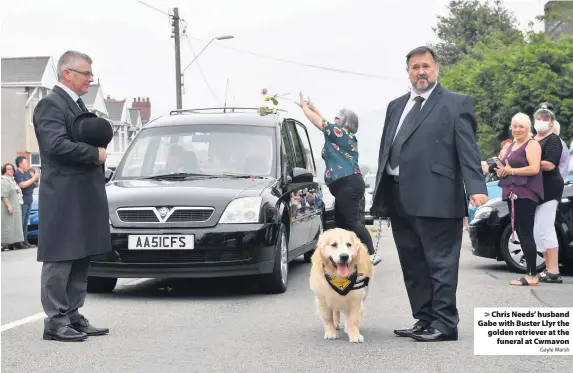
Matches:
[32,50,113,342]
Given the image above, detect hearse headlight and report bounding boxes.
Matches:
[472,206,493,223]
[219,197,262,224]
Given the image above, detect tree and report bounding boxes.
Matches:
[440,33,573,157]
[431,0,524,68]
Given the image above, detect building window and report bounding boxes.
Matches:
[28,88,48,127]
[30,153,41,166]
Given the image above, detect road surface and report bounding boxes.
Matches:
[2,230,571,372]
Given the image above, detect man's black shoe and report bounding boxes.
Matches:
[410,327,458,342]
[43,325,87,342]
[393,324,427,337]
[72,317,109,336]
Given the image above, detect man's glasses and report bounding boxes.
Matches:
[68,69,94,78]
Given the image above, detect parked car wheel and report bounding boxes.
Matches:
[499,224,546,273]
[87,276,117,293]
[261,224,288,294]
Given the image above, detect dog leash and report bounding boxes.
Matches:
[373,218,387,257]
[510,192,518,243]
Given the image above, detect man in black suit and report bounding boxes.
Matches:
[33,50,111,342]
[371,46,488,342]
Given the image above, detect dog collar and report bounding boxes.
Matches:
[322,264,370,296]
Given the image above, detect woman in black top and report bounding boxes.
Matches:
[532,103,564,283]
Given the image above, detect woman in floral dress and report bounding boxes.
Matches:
[297,92,380,265]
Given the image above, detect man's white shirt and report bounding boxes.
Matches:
[56,82,82,110]
[386,83,437,176]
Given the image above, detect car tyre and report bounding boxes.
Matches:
[87,276,117,293]
[500,224,546,273]
[303,217,323,263]
[261,224,288,294]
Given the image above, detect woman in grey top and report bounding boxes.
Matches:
[1,163,25,250]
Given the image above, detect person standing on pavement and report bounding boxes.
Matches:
[370,46,488,342]
[495,113,543,286]
[549,118,569,183]
[14,156,39,248]
[531,103,564,284]
[33,50,111,342]
[1,163,25,250]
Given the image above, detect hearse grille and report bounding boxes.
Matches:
[115,249,252,263]
[116,207,214,223]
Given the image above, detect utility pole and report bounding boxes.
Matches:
[171,8,182,109]
[224,79,229,112]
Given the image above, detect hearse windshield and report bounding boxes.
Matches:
[115,124,276,180]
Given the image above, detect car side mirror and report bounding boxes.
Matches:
[104,168,114,182]
[289,167,313,184]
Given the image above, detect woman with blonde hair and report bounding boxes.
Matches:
[495,113,543,286]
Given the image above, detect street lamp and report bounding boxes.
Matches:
[182,35,234,74]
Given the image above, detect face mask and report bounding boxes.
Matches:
[534,120,550,133]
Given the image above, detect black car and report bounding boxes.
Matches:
[469,181,573,273]
[88,107,324,294]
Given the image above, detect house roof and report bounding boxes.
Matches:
[1,56,51,85]
[83,84,100,106]
[105,100,125,121]
[129,108,141,125]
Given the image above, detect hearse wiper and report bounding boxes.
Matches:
[143,172,214,180]
[219,172,268,179]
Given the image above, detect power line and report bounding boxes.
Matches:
[136,0,170,17]
[187,36,403,81]
[137,2,399,82]
[137,1,183,108]
[182,34,221,105]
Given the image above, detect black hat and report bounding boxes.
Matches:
[69,112,114,148]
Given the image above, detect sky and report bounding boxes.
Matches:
[1,0,548,174]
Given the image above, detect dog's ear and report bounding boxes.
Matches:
[351,232,373,277]
[311,231,327,266]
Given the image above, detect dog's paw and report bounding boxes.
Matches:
[324,331,338,340]
[348,334,364,343]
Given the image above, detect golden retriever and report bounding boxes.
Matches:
[309,228,374,343]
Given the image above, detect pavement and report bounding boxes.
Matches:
[1,229,572,372]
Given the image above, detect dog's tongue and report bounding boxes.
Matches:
[336,263,349,277]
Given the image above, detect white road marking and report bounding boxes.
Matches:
[1,312,46,333]
[1,279,152,333]
[122,278,152,286]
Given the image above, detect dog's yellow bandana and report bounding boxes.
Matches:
[323,264,370,296]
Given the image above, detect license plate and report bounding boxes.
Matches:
[128,235,194,250]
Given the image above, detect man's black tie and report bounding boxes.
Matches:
[388,96,425,169]
[77,98,88,112]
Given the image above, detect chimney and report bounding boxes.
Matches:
[132,96,151,124]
